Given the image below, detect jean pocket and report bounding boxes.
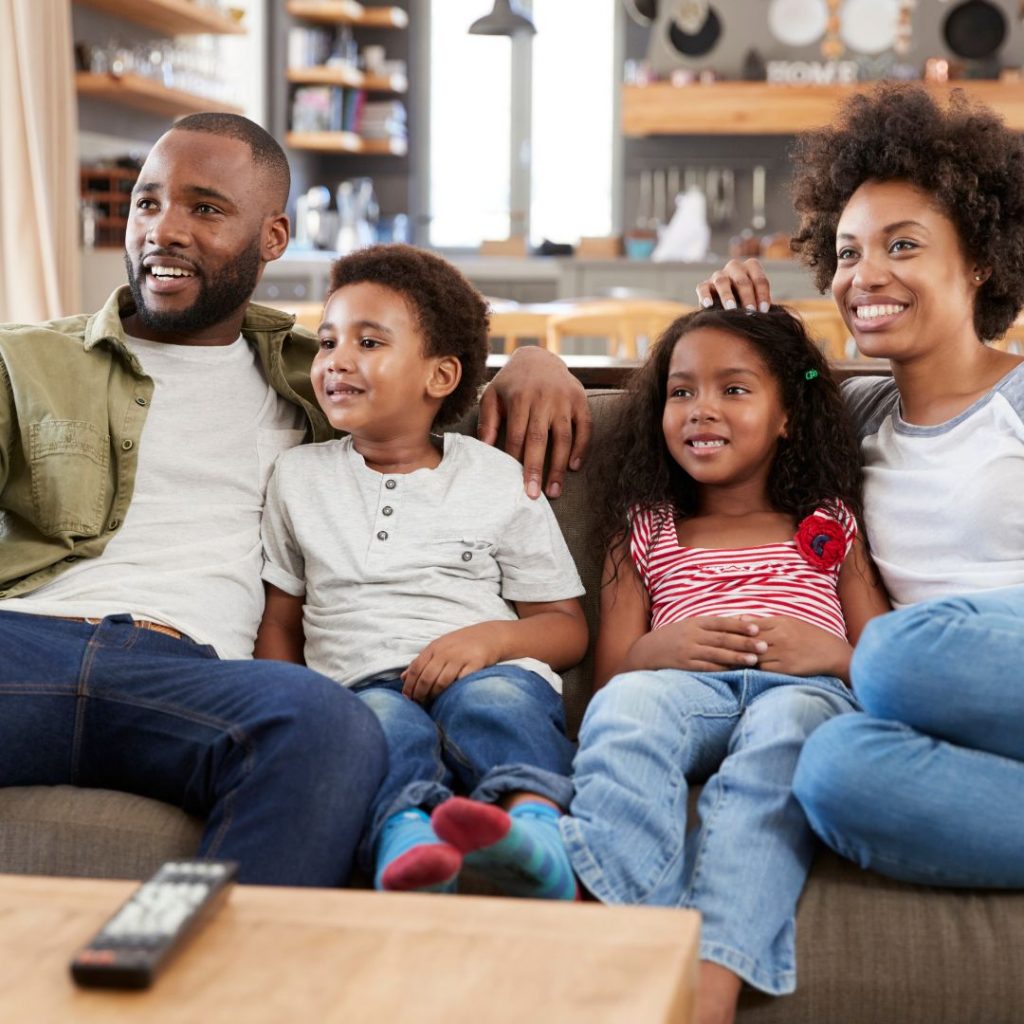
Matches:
[29,420,109,536]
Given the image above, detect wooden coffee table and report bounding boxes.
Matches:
[0,874,699,1023]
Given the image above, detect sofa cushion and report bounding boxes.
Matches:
[0,785,202,880]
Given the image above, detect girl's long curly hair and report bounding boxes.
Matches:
[591,306,864,574]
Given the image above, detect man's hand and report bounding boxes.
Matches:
[744,615,852,682]
[478,347,591,499]
[627,616,767,674]
[401,624,501,703]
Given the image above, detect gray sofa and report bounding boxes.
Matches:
[2,388,1021,1023]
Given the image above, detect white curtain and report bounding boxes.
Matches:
[0,0,81,322]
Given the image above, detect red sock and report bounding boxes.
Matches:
[431,797,511,853]
[379,843,462,892]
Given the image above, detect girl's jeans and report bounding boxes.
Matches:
[354,664,575,868]
[0,611,387,886]
[794,586,1024,888]
[560,668,857,995]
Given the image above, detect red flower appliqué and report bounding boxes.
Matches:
[794,514,847,571]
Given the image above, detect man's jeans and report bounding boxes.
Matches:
[354,664,575,866]
[560,668,857,995]
[0,611,387,886]
[794,585,1024,888]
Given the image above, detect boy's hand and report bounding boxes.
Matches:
[478,347,591,501]
[743,615,852,682]
[401,624,501,703]
[629,616,766,673]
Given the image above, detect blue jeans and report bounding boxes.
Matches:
[560,668,857,995]
[354,664,574,866]
[0,611,387,886]
[794,586,1024,888]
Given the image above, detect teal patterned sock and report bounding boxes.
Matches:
[432,797,578,900]
[374,808,461,893]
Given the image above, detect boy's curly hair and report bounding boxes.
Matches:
[790,84,1024,341]
[590,306,864,569]
[328,244,489,426]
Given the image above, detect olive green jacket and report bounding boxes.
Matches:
[0,286,330,599]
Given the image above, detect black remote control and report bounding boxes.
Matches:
[70,859,238,990]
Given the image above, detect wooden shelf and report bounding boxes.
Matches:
[287,65,407,93]
[72,0,246,36]
[286,1,409,29]
[76,72,243,118]
[285,131,407,155]
[621,80,1024,135]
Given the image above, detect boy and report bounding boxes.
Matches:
[255,245,587,897]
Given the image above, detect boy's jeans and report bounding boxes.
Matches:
[354,664,574,866]
[0,611,387,886]
[560,667,857,995]
[795,586,1024,888]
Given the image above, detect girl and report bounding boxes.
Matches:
[558,306,890,1024]
[698,85,1024,894]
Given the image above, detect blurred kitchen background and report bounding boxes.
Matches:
[3,0,1023,329]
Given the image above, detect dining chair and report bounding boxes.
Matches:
[545,299,694,358]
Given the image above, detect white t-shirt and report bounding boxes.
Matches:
[261,433,584,691]
[0,335,306,657]
[843,362,1024,607]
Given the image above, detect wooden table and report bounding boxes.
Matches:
[0,874,699,1023]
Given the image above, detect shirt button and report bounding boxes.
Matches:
[135,397,147,406]
[121,439,134,451]
[385,479,397,490]
[382,506,393,516]
[377,530,388,541]
[64,555,80,563]
[461,551,473,562]
[108,519,121,531]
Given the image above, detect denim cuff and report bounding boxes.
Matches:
[470,763,574,811]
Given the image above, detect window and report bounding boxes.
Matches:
[428,0,615,249]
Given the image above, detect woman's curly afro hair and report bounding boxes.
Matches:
[790,84,1024,341]
[328,244,489,427]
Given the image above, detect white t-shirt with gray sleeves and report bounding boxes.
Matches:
[260,432,585,692]
[0,335,306,658]
[842,361,1024,608]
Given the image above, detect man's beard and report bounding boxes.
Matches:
[124,238,262,335]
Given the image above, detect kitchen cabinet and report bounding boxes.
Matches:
[622,80,1024,135]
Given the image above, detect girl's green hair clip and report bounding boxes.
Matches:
[804,369,819,381]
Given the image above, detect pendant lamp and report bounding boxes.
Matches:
[469,0,537,36]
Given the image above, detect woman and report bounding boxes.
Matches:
[698,83,1024,888]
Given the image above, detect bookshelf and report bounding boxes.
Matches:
[285,2,408,155]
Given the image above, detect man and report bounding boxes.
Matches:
[0,113,589,885]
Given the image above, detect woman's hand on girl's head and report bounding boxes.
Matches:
[694,258,774,314]
[626,616,768,675]
[745,615,853,683]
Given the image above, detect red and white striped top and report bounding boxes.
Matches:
[628,503,857,640]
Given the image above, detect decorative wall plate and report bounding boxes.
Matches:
[942,0,1007,59]
[767,0,829,47]
[667,5,723,55]
[839,0,899,53]
[624,0,658,27]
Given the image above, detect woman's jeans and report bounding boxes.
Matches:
[794,586,1024,888]
[0,611,387,886]
[560,668,857,995]
[354,664,575,867]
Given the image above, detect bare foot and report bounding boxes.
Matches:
[695,961,742,1024]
